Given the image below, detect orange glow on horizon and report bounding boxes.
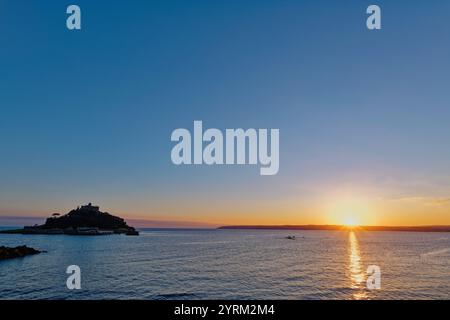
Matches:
[2,191,450,227]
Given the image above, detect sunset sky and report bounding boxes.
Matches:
[1,1,450,227]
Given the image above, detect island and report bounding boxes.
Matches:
[0,246,43,261]
[0,203,139,236]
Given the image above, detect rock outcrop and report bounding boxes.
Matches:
[0,246,43,260]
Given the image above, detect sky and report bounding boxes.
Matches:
[1,0,450,227]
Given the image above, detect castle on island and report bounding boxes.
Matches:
[78,203,100,212]
[0,203,139,236]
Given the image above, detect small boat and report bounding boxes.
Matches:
[285,235,296,240]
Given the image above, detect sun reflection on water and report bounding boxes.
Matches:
[348,231,368,299]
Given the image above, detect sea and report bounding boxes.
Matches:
[0,228,449,300]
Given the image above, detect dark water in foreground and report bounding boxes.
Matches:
[0,228,449,299]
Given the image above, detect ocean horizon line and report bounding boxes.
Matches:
[2,216,450,233]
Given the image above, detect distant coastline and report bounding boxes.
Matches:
[217,225,450,232]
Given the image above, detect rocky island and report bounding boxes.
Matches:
[0,246,43,261]
[0,203,139,236]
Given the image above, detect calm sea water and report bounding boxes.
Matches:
[0,228,449,300]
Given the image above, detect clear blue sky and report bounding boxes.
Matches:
[1,1,449,225]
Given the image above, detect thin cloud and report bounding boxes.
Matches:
[391,196,450,206]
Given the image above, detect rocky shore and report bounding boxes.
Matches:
[0,246,43,261]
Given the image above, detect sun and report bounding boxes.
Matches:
[343,216,359,228]
[326,194,375,227]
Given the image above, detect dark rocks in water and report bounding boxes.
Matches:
[125,229,139,236]
[0,246,43,261]
[0,203,139,236]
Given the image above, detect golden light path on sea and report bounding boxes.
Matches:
[348,231,368,300]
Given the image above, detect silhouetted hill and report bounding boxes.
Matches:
[0,203,139,236]
[44,207,129,230]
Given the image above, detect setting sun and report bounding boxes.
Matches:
[326,194,377,226]
[344,216,359,227]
